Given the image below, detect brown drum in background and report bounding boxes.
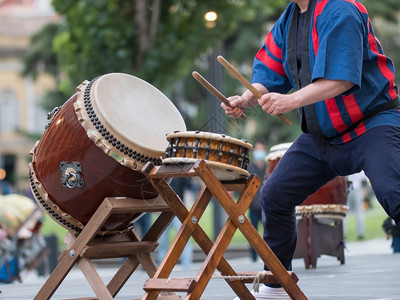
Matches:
[163,131,253,181]
[29,73,186,234]
[266,143,348,207]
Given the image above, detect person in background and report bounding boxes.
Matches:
[382,217,400,253]
[247,139,268,262]
[345,171,368,240]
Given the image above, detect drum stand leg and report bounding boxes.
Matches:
[33,196,177,300]
[141,160,307,300]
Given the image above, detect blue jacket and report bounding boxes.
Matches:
[251,0,400,144]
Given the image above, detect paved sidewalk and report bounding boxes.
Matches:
[0,238,399,300]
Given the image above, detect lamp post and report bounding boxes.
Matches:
[204,10,226,240]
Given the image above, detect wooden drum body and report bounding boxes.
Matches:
[163,131,253,181]
[29,73,186,234]
[266,143,349,219]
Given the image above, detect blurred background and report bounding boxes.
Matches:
[0,0,400,274]
[2,0,400,197]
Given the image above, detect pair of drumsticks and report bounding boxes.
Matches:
[192,55,291,126]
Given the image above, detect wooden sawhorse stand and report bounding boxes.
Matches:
[34,196,179,300]
[141,160,307,300]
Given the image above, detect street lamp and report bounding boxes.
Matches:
[204,9,225,240]
[204,11,218,28]
[204,11,218,22]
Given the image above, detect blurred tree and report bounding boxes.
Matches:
[363,0,400,22]
[22,23,60,81]
[48,0,286,95]
[21,23,67,111]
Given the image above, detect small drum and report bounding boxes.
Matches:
[163,131,253,181]
[29,73,186,234]
[266,143,349,218]
[295,205,349,220]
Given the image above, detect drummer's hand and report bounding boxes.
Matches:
[221,95,247,119]
[258,92,295,116]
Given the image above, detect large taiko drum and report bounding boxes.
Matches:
[266,143,349,218]
[29,73,186,234]
[163,131,253,181]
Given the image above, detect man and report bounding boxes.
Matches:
[247,140,268,262]
[223,0,400,299]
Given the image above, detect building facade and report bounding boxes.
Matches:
[0,0,58,193]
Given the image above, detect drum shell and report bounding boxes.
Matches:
[302,176,347,206]
[266,157,347,206]
[30,94,158,232]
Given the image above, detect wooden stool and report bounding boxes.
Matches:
[33,196,178,300]
[141,160,307,300]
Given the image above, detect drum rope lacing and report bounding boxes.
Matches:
[165,139,250,169]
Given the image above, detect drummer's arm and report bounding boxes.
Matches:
[222,83,268,118]
[241,83,269,108]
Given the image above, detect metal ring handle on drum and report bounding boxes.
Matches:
[65,172,79,189]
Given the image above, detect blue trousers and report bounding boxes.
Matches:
[261,126,400,272]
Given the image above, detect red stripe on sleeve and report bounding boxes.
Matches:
[312,0,329,55]
[265,32,283,60]
[345,0,396,99]
[367,25,397,99]
[256,48,286,77]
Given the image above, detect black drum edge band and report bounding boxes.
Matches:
[29,170,83,233]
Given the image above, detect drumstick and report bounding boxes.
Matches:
[192,71,247,120]
[216,55,291,126]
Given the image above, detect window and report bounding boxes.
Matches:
[0,90,19,134]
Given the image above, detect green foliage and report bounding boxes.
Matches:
[22,23,60,80]
[49,0,286,95]
[363,0,400,22]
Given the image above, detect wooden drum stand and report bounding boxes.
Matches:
[33,160,307,300]
[33,195,176,300]
[141,160,306,300]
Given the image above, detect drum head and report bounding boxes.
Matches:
[92,73,186,158]
[266,142,293,161]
